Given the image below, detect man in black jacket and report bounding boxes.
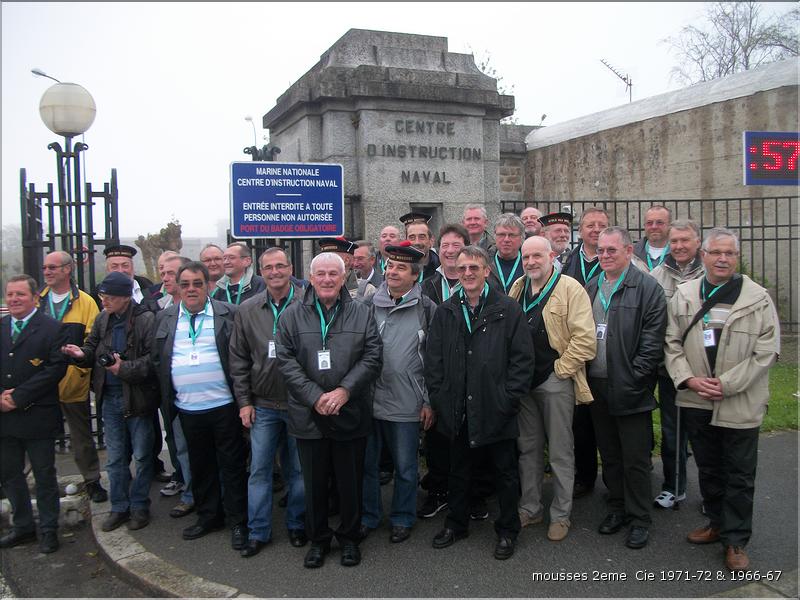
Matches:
[151,262,248,552]
[425,245,534,560]
[276,252,382,569]
[62,272,159,533]
[585,227,667,550]
[1,275,67,554]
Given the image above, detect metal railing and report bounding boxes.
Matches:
[502,196,799,332]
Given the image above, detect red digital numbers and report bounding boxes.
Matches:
[752,140,799,171]
[784,141,799,171]
[744,132,799,185]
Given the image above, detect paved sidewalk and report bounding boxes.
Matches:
[54,430,800,597]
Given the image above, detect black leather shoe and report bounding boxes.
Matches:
[231,524,248,550]
[101,511,130,532]
[85,480,108,503]
[598,513,629,535]
[573,482,594,499]
[626,525,649,549]
[358,524,374,540]
[38,531,59,554]
[0,529,36,548]
[340,543,361,567]
[240,538,269,558]
[494,536,515,560]
[127,509,150,531]
[303,544,329,568]
[390,526,411,544]
[432,527,468,549]
[182,521,224,540]
[288,529,308,547]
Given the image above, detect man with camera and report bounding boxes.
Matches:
[62,272,159,532]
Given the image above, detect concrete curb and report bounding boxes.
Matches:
[87,474,241,598]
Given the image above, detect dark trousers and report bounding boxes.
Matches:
[573,403,598,488]
[683,408,758,547]
[297,436,367,547]
[0,437,59,533]
[60,399,101,483]
[422,424,494,502]
[444,422,520,539]
[179,403,247,528]
[588,379,652,527]
[658,373,688,495]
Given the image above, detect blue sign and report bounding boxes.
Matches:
[230,162,344,238]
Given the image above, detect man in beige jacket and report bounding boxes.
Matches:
[665,227,780,572]
[509,236,596,542]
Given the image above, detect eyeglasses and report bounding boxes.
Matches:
[260,263,291,272]
[596,248,621,256]
[704,250,739,259]
[495,233,521,240]
[456,264,484,273]
[179,281,207,289]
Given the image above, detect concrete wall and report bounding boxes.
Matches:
[525,86,798,203]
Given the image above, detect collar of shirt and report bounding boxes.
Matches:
[12,307,37,326]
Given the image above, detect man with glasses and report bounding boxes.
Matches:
[151,262,248,551]
[230,248,307,557]
[276,252,382,568]
[62,272,159,533]
[665,228,779,571]
[489,214,526,294]
[199,244,225,290]
[634,206,672,272]
[425,246,533,560]
[585,227,666,550]
[210,242,265,305]
[38,251,106,503]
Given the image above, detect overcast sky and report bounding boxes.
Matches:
[2,2,794,239]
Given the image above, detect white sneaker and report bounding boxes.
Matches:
[653,491,686,508]
[160,481,185,497]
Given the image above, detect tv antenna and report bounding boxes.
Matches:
[600,59,632,103]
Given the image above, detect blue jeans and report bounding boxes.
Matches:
[247,407,305,542]
[362,419,419,529]
[102,389,154,513]
[171,416,194,505]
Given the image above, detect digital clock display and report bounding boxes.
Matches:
[743,131,799,186]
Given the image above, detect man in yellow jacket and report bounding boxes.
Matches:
[509,236,596,542]
[39,251,107,502]
[665,228,780,572]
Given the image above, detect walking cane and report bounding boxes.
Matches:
[673,404,681,511]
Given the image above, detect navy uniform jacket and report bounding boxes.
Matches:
[1,311,67,439]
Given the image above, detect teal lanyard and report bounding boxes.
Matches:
[701,279,724,324]
[182,301,208,346]
[269,286,294,336]
[494,252,521,292]
[379,257,386,274]
[580,251,601,284]
[646,241,669,270]
[460,282,489,334]
[314,300,339,349]
[11,318,29,338]
[441,277,462,301]
[598,269,628,313]
[225,282,244,305]
[523,269,559,313]
[417,270,424,283]
[47,292,70,322]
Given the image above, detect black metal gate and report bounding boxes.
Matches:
[502,196,799,332]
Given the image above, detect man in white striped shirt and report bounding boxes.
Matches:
[151,261,248,551]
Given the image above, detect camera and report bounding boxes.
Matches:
[98,352,125,367]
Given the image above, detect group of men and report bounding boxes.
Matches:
[1,203,779,574]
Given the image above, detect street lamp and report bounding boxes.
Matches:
[21,69,119,292]
[243,115,281,161]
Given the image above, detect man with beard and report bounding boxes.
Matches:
[539,212,573,265]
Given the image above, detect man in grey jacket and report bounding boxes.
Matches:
[230,247,306,557]
[360,242,436,544]
[276,252,382,569]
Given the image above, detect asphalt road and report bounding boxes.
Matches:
[124,430,798,598]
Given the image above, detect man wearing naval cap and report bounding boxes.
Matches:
[538,213,574,266]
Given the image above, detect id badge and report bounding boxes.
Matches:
[189,351,201,366]
[268,340,276,359]
[596,323,607,340]
[317,350,331,370]
[703,328,716,348]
